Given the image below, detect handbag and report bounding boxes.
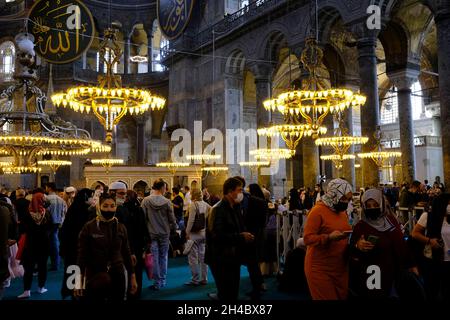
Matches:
[8,243,24,279]
[15,233,27,261]
[191,203,206,232]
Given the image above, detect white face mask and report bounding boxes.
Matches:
[235,192,244,203]
[116,198,125,206]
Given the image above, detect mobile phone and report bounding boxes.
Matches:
[343,230,353,236]
[367,235,379,245]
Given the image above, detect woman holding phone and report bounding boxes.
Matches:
[349,188,417,299]
[303,178,353,300]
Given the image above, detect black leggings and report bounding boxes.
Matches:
[23,253,48,291]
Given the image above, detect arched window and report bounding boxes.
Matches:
[380,81,429,125]
[0,41,15,82]
[381,87,398,124]
[152,20,168,72]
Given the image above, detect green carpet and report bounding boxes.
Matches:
[2,257,309,300]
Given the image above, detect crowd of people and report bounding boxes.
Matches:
[0,175,449,302]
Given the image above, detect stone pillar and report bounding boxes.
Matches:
[434,2,450,188]
[123,35,130,74]
[254,75,272,189]
[388,68,419,184]
[342,107,356,187]
[357,36,381,187]
[148,33,153,72]
[136,118,146,165]
[303,137,320,188]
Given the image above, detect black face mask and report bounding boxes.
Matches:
[100,210,115,220]
[365,208,382,220]
[333,201,349,212]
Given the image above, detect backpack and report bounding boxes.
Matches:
[191,202,206,232]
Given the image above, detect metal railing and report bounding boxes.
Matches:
[161,0,289,58]
[382,136,442,149]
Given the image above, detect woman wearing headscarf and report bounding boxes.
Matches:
[59,188,95,299]
[349,188,417,299]
[75,194,137,301]
[17,190,51,299]
[303,178,353,300]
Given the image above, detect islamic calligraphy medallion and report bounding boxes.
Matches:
[28,0,95,64]
[157,0,195,40]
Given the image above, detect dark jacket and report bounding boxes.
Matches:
[0,206,10,282]
[59,202,93,263]
[205,199,246,265]
[77,218,134,278]
[20,209,52,264]
[121,200,149,255]
[349,214,415,298]
[13,197,30,235]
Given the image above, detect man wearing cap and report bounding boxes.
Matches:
[64,186,76,208]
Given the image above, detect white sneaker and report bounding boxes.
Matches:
[37,287,48,294]
[18,290,31,299]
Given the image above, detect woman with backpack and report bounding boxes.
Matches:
[184,189,211,286]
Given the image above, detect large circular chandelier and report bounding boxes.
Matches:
[156,162,190,175]
[315,112,368,155]
[263,38,366,136]
[250,148,295,161]
[357,126,401,167]
[258,124,327,150]
[186,154,222,178]
[37,160,72,174]
[51,27,166,144]
[90,158,124,173]
[202,166,229,177]
[320,154,356,169]
[0,33,109,174]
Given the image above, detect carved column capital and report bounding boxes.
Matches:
[388,68,420,91]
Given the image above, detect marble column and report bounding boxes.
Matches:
[388,68,419,184]
[357,36,381,187]
[136,118,146,165]
[254,76,272,189]
[342,106,356,187]
[303,137,320,188]
[123,36,130,74]
[434,2,450,188]
[148,34,153,72]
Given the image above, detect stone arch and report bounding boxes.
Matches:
[0,40,16,82]
[378,20,409,73]
[322,43,347,87]
[225,49,246,76]
[257,28,289,63]
[132,180,149,195]
[318,6,344,43]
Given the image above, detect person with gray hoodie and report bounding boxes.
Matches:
[141,180,177,290]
